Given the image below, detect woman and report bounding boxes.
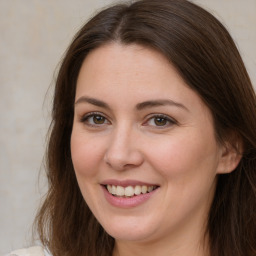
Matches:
[8,0,256,255]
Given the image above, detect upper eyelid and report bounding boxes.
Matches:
[145,113,177,123]
[80,111,111,123]
[141,114,178,129]
[81,111,109,119]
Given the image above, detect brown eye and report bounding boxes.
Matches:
[154,117,167,126]
[93,115,106,124]
[145,114,176,128]
[81,113,109,126]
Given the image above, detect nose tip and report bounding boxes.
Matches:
[104,150,144,171]
[104,133,144,171]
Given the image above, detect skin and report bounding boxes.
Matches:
[71,43,241,256]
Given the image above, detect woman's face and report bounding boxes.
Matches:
[71,43,227,245]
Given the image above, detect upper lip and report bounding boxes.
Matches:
[101,179,159,187]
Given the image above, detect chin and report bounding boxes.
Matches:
[99,215,158,242]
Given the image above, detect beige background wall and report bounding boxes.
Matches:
[0,0,255,254]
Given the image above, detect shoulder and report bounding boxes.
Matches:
[5,246,51,256]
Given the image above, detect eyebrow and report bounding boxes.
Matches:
[75,96,188,112]
[136,99,189,111]
[75,96,111,110]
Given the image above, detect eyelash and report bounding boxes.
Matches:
[80,112,177,128]
[80,112,110,127]
[144,114,177,128]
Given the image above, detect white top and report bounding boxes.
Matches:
[5,246,51,256]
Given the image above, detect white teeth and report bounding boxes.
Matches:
[141,185,147,194]
[134,185,141,195]
[116,186,125,196]
[111,185,116,195]
[106,184,157,197]
[107,185,112,193]
[124,186,134,197]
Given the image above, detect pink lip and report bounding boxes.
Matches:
[101,179,158,187]
[101,183,159,209]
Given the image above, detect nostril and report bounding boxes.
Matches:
[104,149,144,171]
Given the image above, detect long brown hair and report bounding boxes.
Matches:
[35,0,256,255]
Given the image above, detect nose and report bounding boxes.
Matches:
[104,125,144,171]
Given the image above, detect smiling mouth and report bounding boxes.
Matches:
[105,185,159,197]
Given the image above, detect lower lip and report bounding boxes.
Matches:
[101,186,158,208]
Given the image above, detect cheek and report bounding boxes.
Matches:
[70,132,105,178]
[145,131,219,182]
[145,134,219,219]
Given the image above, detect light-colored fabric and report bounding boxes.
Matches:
[5,246,46,256]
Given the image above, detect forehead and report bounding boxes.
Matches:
[76,43,187,95]
[76,43,208,107]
